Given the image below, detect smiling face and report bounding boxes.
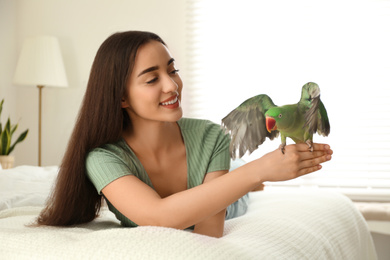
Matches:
[122,40,183,124]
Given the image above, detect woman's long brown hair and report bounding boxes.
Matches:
[37,31,165,226]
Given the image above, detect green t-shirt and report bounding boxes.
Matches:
[86,118,231,227]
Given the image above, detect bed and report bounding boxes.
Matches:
[0,165,377,260]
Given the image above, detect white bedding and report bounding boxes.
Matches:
[0,166,58,210]
[0,166,377,260]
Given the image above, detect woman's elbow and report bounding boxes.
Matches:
[135,209,192,230]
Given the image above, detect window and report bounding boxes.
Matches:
[186,0,390,201]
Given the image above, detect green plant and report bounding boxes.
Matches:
[0,99,29,155]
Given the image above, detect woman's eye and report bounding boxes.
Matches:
[145,69,179,84]
[146,77,158,84]
[170,69,180,75]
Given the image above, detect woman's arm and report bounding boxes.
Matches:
[102,143,332,230]
[192,170,228,238]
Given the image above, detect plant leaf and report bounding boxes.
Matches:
[0,99,4,119]
[1,128,11,155]
[8,129,29,155]
[0,100,28,155]
[11,124,18,135]
[5,118,11,133]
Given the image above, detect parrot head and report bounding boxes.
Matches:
[300,82,320,105]
[265,107,292,133]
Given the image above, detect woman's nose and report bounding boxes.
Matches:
[162,75,178,93]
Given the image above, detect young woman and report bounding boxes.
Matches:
[37,31,332,237]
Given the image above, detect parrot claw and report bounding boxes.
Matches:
[306,140,313,152]
[279,144,286,154]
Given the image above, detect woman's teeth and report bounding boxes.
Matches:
[161,97,178,106]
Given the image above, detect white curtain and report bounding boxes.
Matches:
[185,0,390,201]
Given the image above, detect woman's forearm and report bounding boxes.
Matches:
[153,162,260,229]
[148,144,332,229]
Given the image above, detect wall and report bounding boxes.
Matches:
[0,0,17,130]
[2,0,188,166]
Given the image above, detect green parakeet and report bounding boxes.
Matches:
[221,82,330,159]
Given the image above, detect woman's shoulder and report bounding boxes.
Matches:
[87,139,129,158]
[85,139,141,184]
[178,117,230,146]
[86,139,138,171]
[178,117,220,131]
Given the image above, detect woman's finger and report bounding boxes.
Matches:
[300,154,332,170]
[298,164,322,177]
[295,143,330,152]
[299,150,327,160]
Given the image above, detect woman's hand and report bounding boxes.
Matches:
[254,143,332,183]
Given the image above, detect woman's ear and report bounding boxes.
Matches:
[121,98,129,108]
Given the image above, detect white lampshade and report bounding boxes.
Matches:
[13,36,68,87]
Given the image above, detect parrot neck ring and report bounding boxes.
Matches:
[266,116,277,133]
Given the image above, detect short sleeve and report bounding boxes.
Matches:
[86,147,134,194]
[206,124,231,173]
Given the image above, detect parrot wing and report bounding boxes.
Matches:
[300,82,330,137]
[221,94,279,159]
[317,100,330,136]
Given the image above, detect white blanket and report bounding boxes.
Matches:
[0,166,377,259]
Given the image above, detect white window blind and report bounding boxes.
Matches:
[185,0,390,201]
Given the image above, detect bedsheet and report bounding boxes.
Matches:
[0,166,377,259]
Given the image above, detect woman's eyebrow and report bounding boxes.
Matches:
[137,58,175,78]
[138,66,159,77]
[168,58,175,65]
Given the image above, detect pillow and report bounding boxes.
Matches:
[0,166,58,211]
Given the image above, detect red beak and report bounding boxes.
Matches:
[266,116,277,133]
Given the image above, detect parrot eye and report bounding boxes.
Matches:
[278,114,282,118]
